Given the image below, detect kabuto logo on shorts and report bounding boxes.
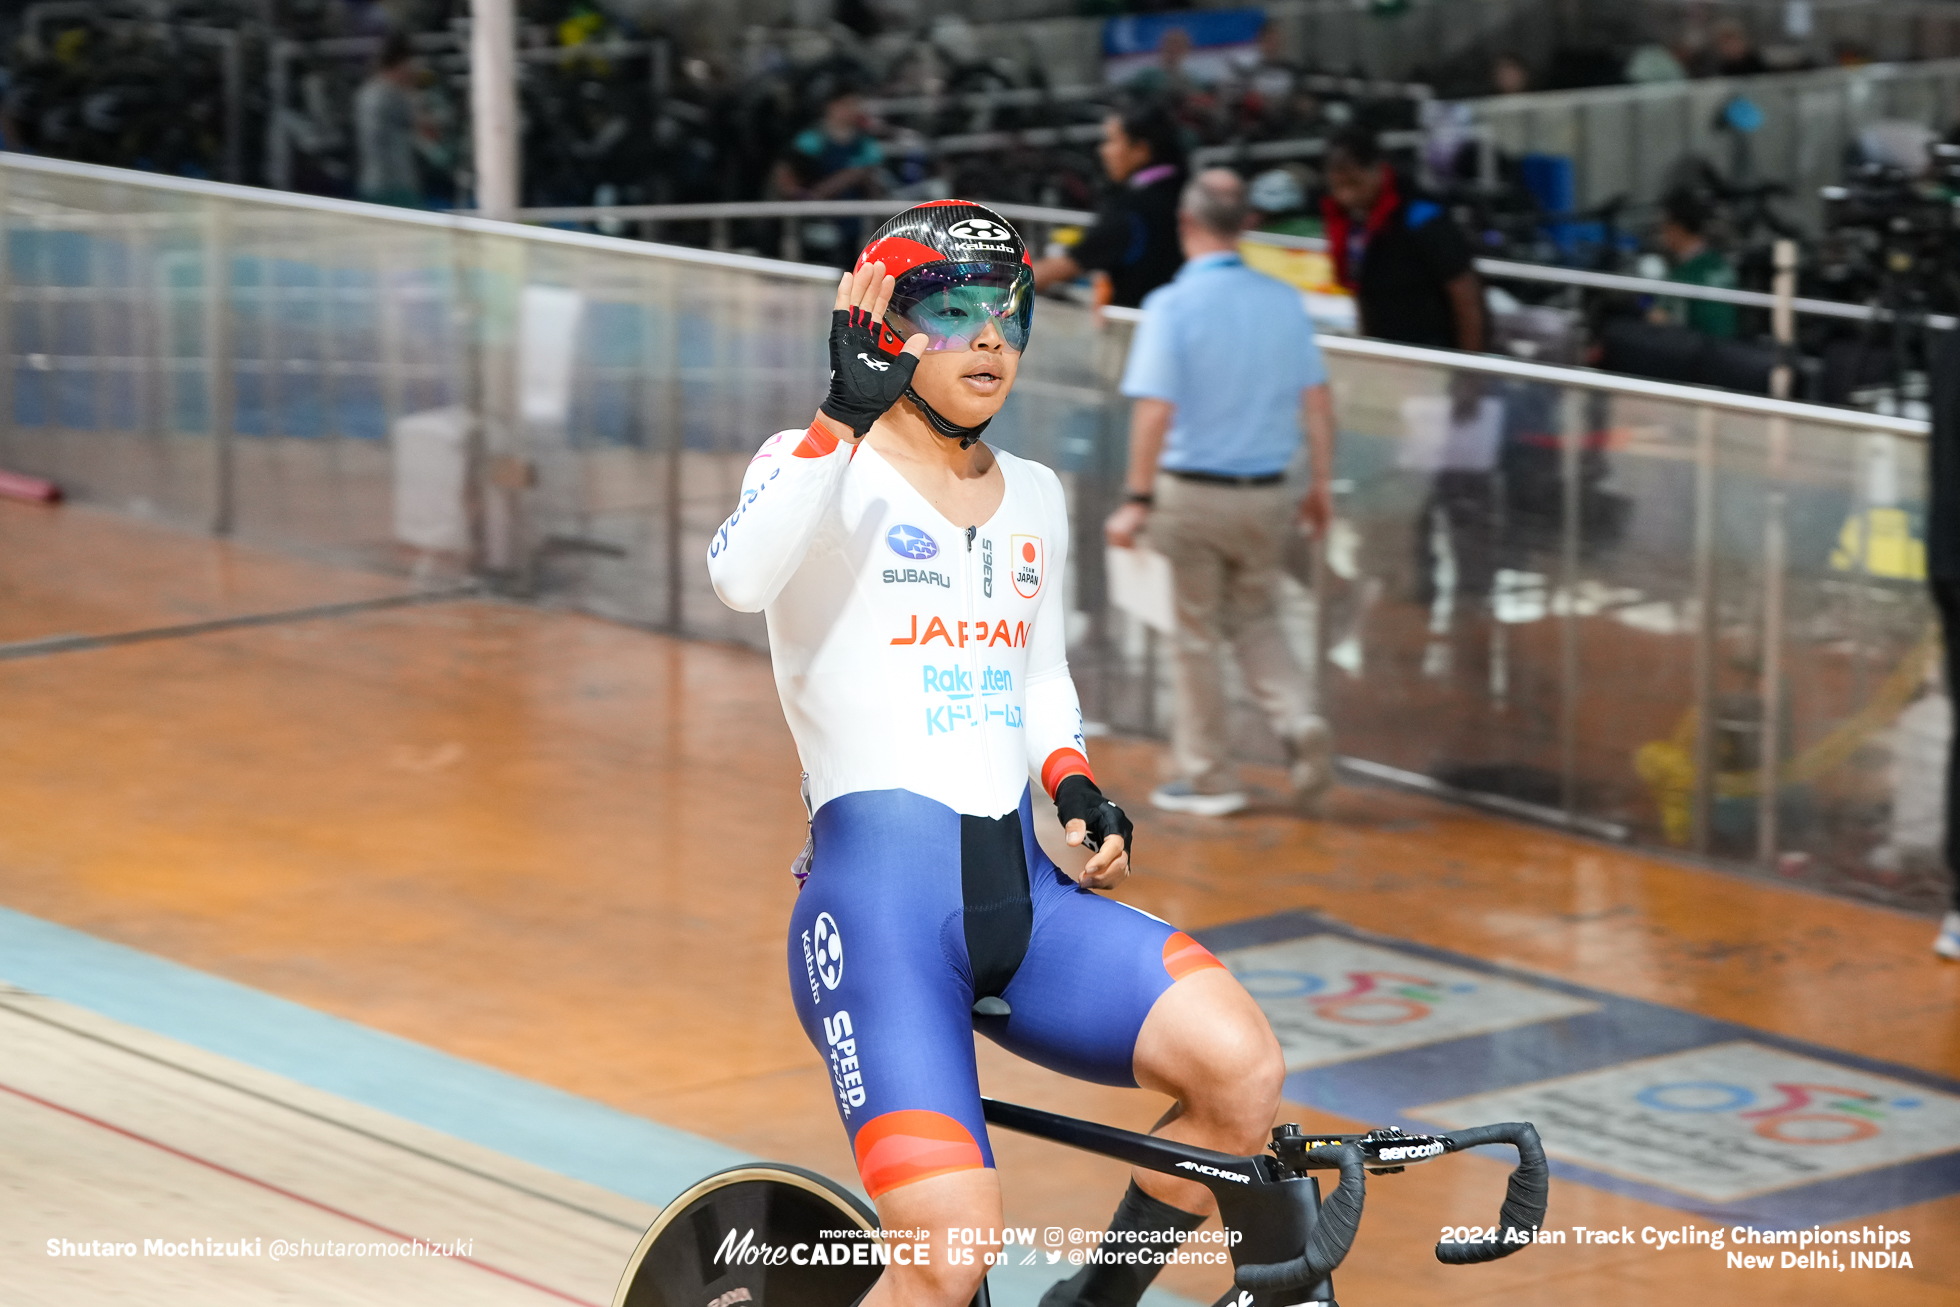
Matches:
[813,912,844,989]
[801,928,822,1005]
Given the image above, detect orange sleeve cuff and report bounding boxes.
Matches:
[1041,748,1095,799]
[793,419,841,459]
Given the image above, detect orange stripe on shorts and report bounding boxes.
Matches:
[1161,931,1226,982]
[852,1109,987,1199]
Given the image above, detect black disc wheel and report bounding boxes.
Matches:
[613,1163,883,1307]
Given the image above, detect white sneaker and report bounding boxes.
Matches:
[1151,780,1248,817]
[1284,718,1335,802]
[1936,912,1960,961]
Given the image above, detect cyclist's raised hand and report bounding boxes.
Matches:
[815,262,928,441]
[1056,775,1133,890]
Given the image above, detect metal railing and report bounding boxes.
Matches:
[0,152,1942,908]
[1629,0,1960,61]
[860,72,1433,121]
[514,198,1097,263]
[512,198,1955,333]
[1245,228,1960,331]
[1464,56,1960,227]
[1189,129,1434,171]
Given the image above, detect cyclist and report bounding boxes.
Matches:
[708,200,1285,1307]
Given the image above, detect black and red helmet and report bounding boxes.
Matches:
[855,200,1034,353]
[855,199,1032,277]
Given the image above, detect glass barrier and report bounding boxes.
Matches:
[0,157,1942,911]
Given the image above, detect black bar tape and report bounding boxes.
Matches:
[1433,1123,1548,1265]
[1234,1143,1368,1293]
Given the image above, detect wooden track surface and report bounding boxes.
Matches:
[0,501,411,646]
[0,988,650,1306]
[2,502,1956,1305]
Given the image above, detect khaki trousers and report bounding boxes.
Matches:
[1148,472,1314,792]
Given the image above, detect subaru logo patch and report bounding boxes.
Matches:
[887,524,938,561]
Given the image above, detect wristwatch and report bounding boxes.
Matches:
[1125,491,1154,506]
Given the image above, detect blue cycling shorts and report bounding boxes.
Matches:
[786,786,1226,1200]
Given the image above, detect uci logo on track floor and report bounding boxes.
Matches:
[1202,912,1960,1226]
[1418,1042,1960,1204]
[1227,935,1598,1068]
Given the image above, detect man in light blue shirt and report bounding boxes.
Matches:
[1106,168,1338,817]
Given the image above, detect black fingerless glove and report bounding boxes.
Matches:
[820,308,919,437]
[1055,774,1134,868]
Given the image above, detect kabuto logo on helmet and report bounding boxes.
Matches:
[853,200,1031,278]
[947,217,1011,243]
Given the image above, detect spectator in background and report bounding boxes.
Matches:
[1106,169,1338,817]
[1625,42,1689,84]
[1491,51,1531,96]
[1127,27,1198,105]
[1321,127,1484,352]
[354,32,422,208]
[1928,328,1960,959]
[1324,126,1495,707]
[0,67,19,153]
[1032,104,1186,309]
[772,88,886,266]
[1710,19,1768,77]
[1654,188,1739,338]
[1834,39,1875,68]
[1243,21,1300,106]
[1234,20,1312,138]
[773,88,885,203]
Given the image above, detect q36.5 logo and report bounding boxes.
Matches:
[947,217,1011,243]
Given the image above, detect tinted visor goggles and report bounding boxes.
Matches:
[886,262,1033,353]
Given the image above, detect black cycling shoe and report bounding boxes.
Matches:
[1038,1269,1100,1306]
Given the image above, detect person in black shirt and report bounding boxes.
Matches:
[1321,127,1484,352]
[1929,329,1960,959]
[1324,129,1497,722]
[1032,104,1185,309]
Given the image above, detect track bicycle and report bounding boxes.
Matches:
[612,1096,1546,1307]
